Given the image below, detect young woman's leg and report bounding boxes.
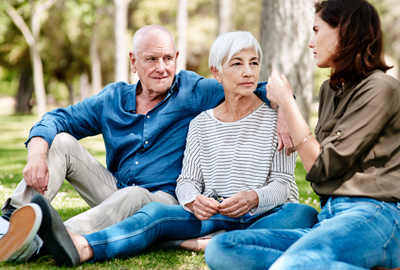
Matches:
[248,203,319,230]
[205,228,307,270]
[269,197,400,270]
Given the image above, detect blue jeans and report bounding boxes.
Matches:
[205,196,400,270]
[83,202,318,262]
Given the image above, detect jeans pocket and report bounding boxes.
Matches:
[382,221,400,267]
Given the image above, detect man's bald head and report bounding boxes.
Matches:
[132,25,176,55]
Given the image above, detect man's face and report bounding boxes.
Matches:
[130,31,178,95]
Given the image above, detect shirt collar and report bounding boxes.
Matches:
[123,75,178,112]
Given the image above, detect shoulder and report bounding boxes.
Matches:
[355,70,400,103]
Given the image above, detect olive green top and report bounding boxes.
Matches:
[307,70,400,202]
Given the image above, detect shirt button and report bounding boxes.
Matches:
[336,131,342,136]
[145,141,148,144]
[147,115,150,119]
[135,161,139,164]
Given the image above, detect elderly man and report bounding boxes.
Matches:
[0,25,292,263]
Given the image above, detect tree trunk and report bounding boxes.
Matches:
[176,0,188,72]
[260,0,314,125]
[29,42,47,117]
[91,10,102,95]
[15,70,34,114]
[114,0,131,83]
[217,0,233,35]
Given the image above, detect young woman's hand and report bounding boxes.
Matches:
[267,69,294,109]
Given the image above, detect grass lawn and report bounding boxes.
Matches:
[0,113,320,269]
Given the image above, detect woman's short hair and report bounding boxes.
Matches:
[315,0,391,89]
[208,31,263,73]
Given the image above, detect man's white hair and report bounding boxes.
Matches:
[131,25,176,55]
[208,31,263,73]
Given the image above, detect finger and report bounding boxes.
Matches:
[277,134,284,151]
[31,170,43,195]
[271,69,280,78]
[44,170,49,191]
[37,167,47,192]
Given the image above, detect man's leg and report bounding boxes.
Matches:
[269,197,400,270]
[65,188,178,234]
[2,133,118,214]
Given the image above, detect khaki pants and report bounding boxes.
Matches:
[2,133,178,234]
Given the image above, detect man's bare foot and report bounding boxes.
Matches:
[67,229,94,263]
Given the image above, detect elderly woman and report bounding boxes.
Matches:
[205,1,400,270]
[3,31,318,266]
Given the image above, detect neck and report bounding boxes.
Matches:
[214,92,262,122]
[135,84,168,115]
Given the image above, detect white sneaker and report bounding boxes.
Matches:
[0,204,44,263]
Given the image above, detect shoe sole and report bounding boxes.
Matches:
[0,204,42,262]
[31,194,80,267]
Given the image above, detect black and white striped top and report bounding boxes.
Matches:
[176,103,299,215]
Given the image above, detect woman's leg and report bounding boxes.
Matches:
[83,202,221,262]
[205,228,307,270]
[269,197,400,270]
[248,203,319,230]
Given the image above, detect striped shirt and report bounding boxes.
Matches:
[176,103,299,215]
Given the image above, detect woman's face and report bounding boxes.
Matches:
[212,48,260,97]
[308,13,339,68]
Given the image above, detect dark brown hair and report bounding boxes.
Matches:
[315,0,392,89]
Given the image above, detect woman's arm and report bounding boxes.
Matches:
[267,70,321,172]
[175,120,219,219]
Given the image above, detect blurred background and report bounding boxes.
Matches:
[0,0,399,123]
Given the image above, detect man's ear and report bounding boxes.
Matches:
[210,66,221,82]
[175,51,179,61]
[129,51,137,73]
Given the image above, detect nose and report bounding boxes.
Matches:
[155,58,166,73]
[242,64,253,77]
[308,36,315,49]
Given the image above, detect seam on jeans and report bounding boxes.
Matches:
[382,221,400,265]
[65,153,116,192]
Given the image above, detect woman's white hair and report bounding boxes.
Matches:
[208,31,263,73]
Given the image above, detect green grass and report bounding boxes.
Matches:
[0,113,320,269]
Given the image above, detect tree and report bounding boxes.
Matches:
[260,0,314,125]
[114,0,131,83]
[176,0,188,72]
[217,0,232,35]
[7,0,59,118]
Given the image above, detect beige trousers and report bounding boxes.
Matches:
[2,133,178,234]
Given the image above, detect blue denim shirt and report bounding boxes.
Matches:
[27,70,269,197]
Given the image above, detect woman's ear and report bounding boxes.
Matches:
[210,66,222,83]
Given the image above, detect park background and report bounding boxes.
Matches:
[0,0,399,269]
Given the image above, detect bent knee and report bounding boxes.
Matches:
[51,132,79,151]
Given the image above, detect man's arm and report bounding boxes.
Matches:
[23,137,49,194]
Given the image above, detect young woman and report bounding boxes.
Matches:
[206,1,400,269]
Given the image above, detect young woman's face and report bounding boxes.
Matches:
[308,13,339,68]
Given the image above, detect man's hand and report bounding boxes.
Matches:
[218,191,258,217]
[185,195,219,220]
[276,111,295,156]
[22,137,50,195]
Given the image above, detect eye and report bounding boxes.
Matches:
[232,62,241,66]
[251,61,259,66]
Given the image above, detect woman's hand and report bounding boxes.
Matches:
[218,191,259,217]
[185,195,220,220]
[267,69,294,109]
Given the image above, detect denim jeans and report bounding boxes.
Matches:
[205,196,400,270]
[83,202,318,262]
